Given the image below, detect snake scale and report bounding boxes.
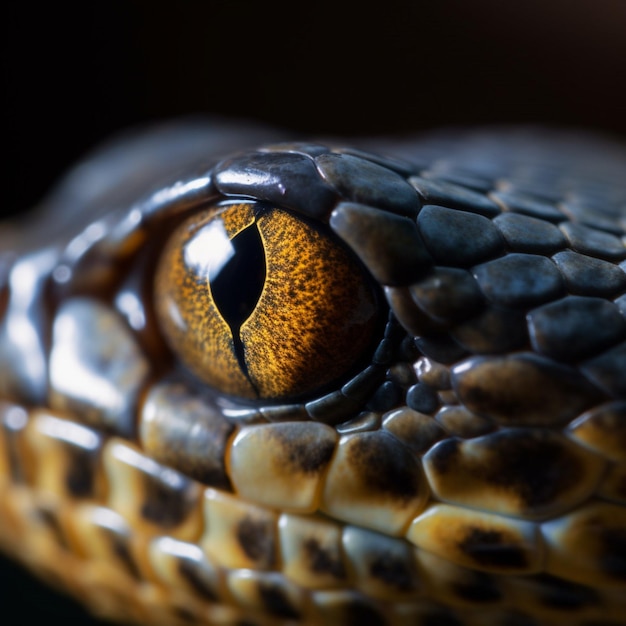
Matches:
[0,120,625,626]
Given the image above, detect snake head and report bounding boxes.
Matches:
[0,122,625,625]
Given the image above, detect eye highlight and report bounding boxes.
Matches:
[155,202,380,400]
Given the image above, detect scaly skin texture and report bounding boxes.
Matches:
[0,121,625,626]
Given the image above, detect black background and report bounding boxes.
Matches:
[5,1,626,220]
[2,1,626,623]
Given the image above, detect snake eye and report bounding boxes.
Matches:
[154,202,380,400]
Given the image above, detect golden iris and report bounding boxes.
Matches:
[154,203,380,400]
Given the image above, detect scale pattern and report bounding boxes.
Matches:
[0,124,625,626]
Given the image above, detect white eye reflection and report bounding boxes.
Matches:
[184,218,235,282]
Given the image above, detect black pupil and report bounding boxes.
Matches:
[210,222,266,378]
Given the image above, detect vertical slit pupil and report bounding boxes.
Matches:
[210,222,266,378]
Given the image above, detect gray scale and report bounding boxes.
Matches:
[489,191,565,222]
[213,151,338,219]
[581,341,626,396]
[492,212,567,255]
[429,157,510,180]
[472,254,565,309]
[451,305,528,354]
[527,296,626,362]
[335,146,419,177]
[405,383,440,414]
[138,165,217,224]
[409,267,484,323]
[567,186,626,211]
[552,250,626,297]
[566,194,626,220]
[559,221,626,261]
[509,163,565,186]
[561,201,625,236]
[341,366,386,403]
[496,181,564,205]
[366,381,403,412]
[409,176,501,217]
[417,205,504,267]
[384,286,444,337]
[315,153,421,217]
[420,171,495,193]
[259,142,331,158]
[413,334,468,364]
[329,203,432,285]
[305,390,362,425]
[614,293,626,317]
[259,404,309,423]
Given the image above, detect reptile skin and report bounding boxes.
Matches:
[0,121,625,626]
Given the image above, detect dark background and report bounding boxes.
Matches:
[1,1,626,623]
[4,1,626,220]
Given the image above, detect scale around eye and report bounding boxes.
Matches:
[154,201,381,402]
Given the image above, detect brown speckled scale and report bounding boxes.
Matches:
[0,120,625,626]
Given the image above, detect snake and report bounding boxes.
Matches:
[0,119,624,626]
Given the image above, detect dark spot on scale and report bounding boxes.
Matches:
[347,431,421,501]
[599,526,626,580]
[65,449,96,497]
[141,479,192,528]
[5,439,26,483]
[269,424,336,475]
[533,574,599,610]
[369,553,415,591]
[237,516,276,565]
[303,538,346,579]
[287,437,336,474]
[458,527,528,569]
[342,600,386,626]
[111,535,142,580]
[421,611,463,626]
[173,607,197,623]
[2,413,28,484]
[36,507,69,550]
[428,429,585,510]
[178,559,218,601]
[489,611,539,626]
[481,431,582,509]
[451,571,502,603]
[258,583,300,619]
